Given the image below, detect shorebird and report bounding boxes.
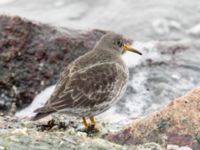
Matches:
[32,32,142,128]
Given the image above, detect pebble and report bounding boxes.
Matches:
[0,145,5,150]
[167,145,193,150]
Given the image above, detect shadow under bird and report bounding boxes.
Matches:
[31,32,142,128]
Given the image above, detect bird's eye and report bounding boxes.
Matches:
[115,39,123,47]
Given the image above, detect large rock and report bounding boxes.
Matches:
[0,15,106,114]
[107,87,200,149]
[0,116,164,150]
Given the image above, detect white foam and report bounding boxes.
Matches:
[15,85,56,118]
[0,0,15,5]
[54,0,64,7]
[152,18,182,35]
[122,41,155,67]
[152,18,170,35]
[187,23,200,35]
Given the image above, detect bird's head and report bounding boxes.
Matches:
[95,32,142,55]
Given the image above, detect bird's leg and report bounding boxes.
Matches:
[82,117,88,127]
[89,116,96,127]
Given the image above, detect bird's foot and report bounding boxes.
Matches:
[80,116,99,135]
[80,124,99,136]
[82,116,96,128]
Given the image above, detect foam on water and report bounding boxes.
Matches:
[15,85,56,118]
[0,0,15,5]
[1,0,200,41]
[187,23,200,36]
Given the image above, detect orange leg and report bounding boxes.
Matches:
[82,117,88,127]
[89,116,96,127]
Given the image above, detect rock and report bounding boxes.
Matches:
[0,116,165,150]
[0,15,106,114]
[115,36,200,126]
[167,144,180,150]
[106,87,200,150]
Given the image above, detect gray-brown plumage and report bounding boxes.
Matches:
[32,32,142,127]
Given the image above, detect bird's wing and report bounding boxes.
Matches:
[37,62,127,113]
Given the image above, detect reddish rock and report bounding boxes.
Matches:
[107,87,200,149]
[0,15,106,114]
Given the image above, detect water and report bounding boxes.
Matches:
[1,0,200,41]
[2,0,200,130]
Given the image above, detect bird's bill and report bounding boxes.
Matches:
[123,44,142,55]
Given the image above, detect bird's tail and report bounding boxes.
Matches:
[31,107,56,121]
[31,112,52,121]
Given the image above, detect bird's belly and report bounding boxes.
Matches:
[59,82,128,117]
[78,79,128,116]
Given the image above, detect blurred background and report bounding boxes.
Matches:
[1,0,200,41]
[1,0,200,130]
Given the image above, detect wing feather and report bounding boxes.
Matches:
[37,62,127,113]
